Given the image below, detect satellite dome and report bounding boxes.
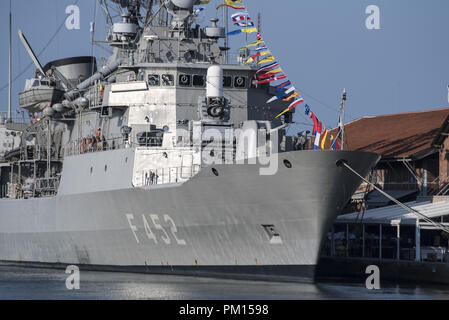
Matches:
[171,0,196,9]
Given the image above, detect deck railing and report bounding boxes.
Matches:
[135,165,201,187]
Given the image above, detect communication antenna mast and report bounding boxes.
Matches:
[8,0,12,123]
[223,6,228,64]
[256,13,261,64]
[339,88,347,150]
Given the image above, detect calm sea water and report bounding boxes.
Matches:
[0,265,448,300]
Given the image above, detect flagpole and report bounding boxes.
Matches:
[256,13,261,65]
[339,88,347,150]
[245,10,248,51]
[8,0,12,123]
[223,5,228,64]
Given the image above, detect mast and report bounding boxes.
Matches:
[223,6,228,64]
[339,88,347,150]
[8,0,12,123]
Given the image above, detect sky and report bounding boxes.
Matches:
[0,0,448,131]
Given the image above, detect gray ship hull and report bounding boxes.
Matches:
[0,150,379,281]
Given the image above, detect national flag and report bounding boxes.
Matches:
[217,0,245,10]
[253,74,286,86]
[282,91,299,102]
[245,50,270,64]
[257,56,275,65]
[275,98,305,118]
[320,128,328,149]
[274,80,291,92]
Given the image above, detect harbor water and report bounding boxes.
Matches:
[0,265,448,300]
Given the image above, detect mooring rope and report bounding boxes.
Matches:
[336,159,449,234]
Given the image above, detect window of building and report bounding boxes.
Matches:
[223,76,232,88]
[193,75,205,87]
[162,74,174,86]
[179,74,192,87]
[148,74,160,86]
[234,76,246,88]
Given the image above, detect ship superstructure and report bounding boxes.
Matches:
[0,0,379,281]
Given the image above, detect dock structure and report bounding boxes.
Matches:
[317,197,449,285]
[323,197,449,263]
[316,107,449,285]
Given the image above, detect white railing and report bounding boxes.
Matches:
[136,165,201,187]
[64,134,170,157]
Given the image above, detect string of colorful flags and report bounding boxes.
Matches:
[210,0,339,150]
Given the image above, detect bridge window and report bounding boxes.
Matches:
[234,76,246,88]
[162,74,174,86]
[193,75,205,87]
[223,76,232,88]
[179,74,191,87]
[148,74,160,86]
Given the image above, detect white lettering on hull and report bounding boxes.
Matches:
[126,213,187,245]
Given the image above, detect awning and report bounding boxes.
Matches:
[336,199,449,225]
[366,189,419,207]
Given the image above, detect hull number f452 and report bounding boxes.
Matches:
[126,213,187,245]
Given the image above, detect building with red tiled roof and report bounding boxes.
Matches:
[320,107,449,211]
[338,107,449,159]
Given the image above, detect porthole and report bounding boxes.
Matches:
[104,165,108,172]
[283,159,292,168]
[125,157,128,163]
[90,167,93,174]
[212,168,219,176]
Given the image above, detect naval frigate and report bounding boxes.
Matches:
[0,0,379,281]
